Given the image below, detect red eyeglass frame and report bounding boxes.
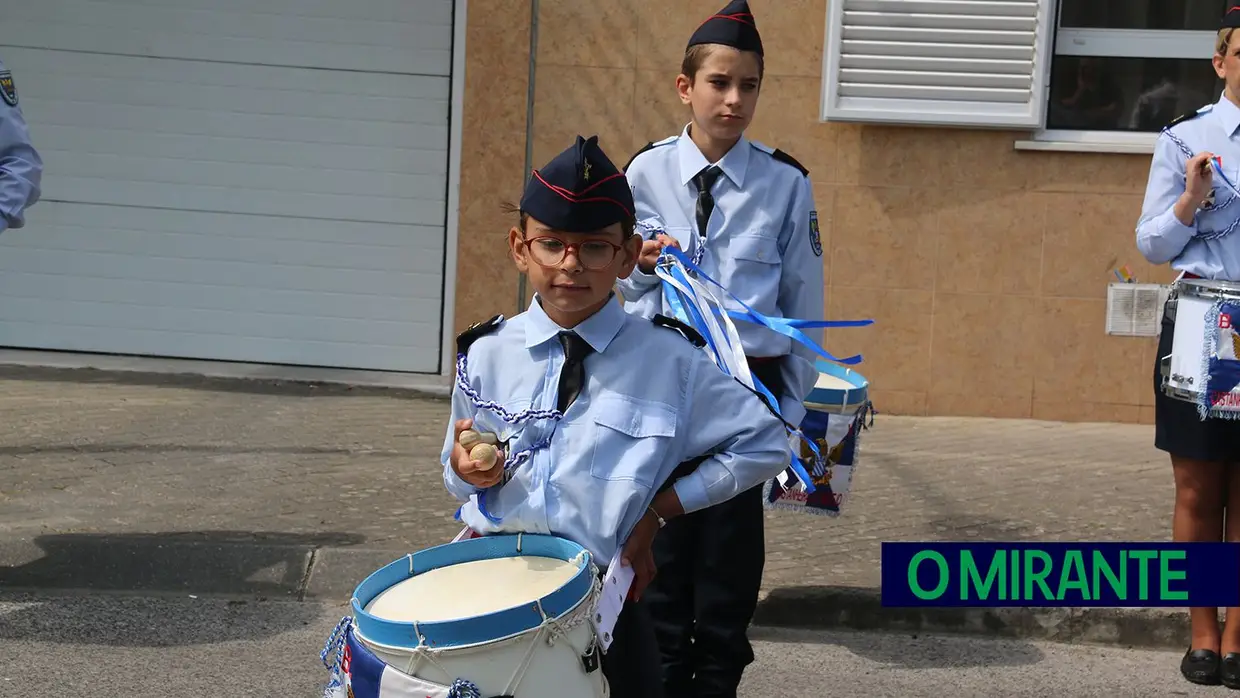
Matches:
[519,235,625,270]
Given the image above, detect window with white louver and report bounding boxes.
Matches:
[821,0,1056,129]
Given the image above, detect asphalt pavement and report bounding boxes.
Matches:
[0,591,1213,698]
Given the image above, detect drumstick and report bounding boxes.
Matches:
[459,429,500,470]
[470,443,499,470]
[459,429,498,448]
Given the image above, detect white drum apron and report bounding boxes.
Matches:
[338,534,607,698]
[1162,278,1240,418]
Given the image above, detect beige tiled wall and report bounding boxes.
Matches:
[455,0,1172,425]
[451,0,531,337]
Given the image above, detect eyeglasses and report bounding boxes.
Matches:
[521,236,623,270]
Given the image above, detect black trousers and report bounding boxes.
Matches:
[641,358,782,698]
[1154,298,1240,461]
[600,583,666,698]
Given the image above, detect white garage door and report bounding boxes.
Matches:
[0,0,456,373]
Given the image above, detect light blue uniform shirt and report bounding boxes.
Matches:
[616,126,824,426]
[441,295,789,564]
[0,59,42,235]
[1138,93,1240,280]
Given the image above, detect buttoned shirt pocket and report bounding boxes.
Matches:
[1198,195,1240,242]
[721,233,783,302]
[729,233,781,267]
[1196,161,1240,235]
[588,395,678,487]
[1203,171,1236,212]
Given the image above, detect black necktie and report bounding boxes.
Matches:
[691,165,723,238]
[556,332,593,412]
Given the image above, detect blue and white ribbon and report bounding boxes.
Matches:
[652,246,874,493]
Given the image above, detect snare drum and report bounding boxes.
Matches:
[328,534,607,698]
[765,361,871,516]
[1162,277,1240,419]
[804,359,870,416]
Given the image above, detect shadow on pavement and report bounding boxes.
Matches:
[0,530,365,597]
[0,591,336,648]
[0,530,366,647]
[750,625,1047,669]
[754,584,1053,668]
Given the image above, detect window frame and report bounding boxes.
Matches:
[818,0,1056,129]
[1018,20,1221,154]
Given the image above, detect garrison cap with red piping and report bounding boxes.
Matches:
[519,135,634,233]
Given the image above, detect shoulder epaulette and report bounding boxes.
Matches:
[1166,104,1212,130]
[750,141,808,177]
[456,314,504,355]
[734,378,786,423]
[772,149,809,177]
[623,136,675,170]
[652,314,706,348]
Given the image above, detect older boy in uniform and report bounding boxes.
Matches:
[616,3,825,695]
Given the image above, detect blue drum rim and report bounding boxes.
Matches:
[805,359,869,409]
[350,534,594,650]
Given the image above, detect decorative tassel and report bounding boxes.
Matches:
[447,678,482,698]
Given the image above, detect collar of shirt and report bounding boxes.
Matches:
[1214,92,1240,138]
[522,293,626,353]
[675,123,752,188]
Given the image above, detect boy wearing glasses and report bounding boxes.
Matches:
[441,135,789,698]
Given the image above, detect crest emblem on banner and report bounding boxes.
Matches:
[1201,301,1240,419]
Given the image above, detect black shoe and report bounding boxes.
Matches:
[1182,648,1222,685]
[1221,652,1240,689]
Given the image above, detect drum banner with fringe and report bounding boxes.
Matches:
[764,401,873,516]
[1202,300,1240,419]
[322,618,486,698]
[649,244,874,512]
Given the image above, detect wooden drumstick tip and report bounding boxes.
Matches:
[459,429,482,449]
[470,443,498,471]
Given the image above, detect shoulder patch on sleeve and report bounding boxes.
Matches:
[652,314,706,348]
[0,71,17,107]
[456,314,504,355]
[809,210,822,257]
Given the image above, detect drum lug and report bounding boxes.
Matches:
[1161,355,1196,387]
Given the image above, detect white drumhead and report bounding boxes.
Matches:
[815,373,859,391]
[365,556,581,623]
